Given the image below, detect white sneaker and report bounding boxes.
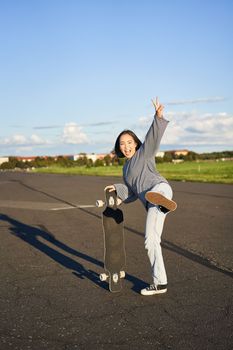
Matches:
[141,284,167,296]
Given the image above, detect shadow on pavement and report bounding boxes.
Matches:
[7,179,233,278]
[126,227,233,279]
[80,208,233,279]
[0,214,147,294]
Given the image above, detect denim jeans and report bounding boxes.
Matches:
[144,182,173,286]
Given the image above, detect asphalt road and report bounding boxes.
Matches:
[0,171,232,350]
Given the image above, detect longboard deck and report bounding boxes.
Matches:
[101,190,126,292]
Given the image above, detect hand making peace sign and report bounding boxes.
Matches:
[151,97,164,118]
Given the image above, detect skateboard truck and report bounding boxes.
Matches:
[99,271,126,282]
[96,197,122,208]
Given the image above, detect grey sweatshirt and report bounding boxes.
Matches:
[114,115,169,208]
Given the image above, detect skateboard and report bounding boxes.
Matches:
[96,189,126,292]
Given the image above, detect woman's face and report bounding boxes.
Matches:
[119,133,137,159]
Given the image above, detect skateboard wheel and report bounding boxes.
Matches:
[100,273,108,281]
[116,198,122,206]
[112,273,119,283]
[120,271,125,279]
[96,200,105,208]
[108,196,115,207]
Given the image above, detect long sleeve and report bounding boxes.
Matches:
[114,183,138,203]
[141,115,169,159]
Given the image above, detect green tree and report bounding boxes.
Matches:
[94,159,104,167]
[76,156,88,166]
[184,151,198,161]
[56,156,73,167]
[163,152,173,162]
[86,158,93,168]
[155,156,164,163]
[104,154,112,166]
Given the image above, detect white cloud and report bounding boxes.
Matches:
[137,111,233,149]
[1,112,232,155]
[0,123,90,156]
[30,134,47,144]
[61,123,89,144]
[165,96,226,105]
[3,134,27,145]
[2,134,47,146]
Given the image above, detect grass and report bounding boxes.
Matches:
[34,165,122,177]
[157,160,233,184]
[33,160,233,184]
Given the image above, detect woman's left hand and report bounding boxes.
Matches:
[104,185,116,192]
[151,96,164,118]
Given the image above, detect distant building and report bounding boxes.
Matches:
[172,159,184,163]
[155,150,190,158]
[173,149,189,156]
[13,153,115,163]
[73,153,97,162]
[0,157,9,165]
[156,151,165,158]
[73,153,114,162]
[16,156,37,162]
[15,155,58,162]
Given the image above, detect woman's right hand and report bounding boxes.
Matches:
[104,185,116,192]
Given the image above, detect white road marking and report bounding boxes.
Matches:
[0,200,96,211]
[51,205,96,211]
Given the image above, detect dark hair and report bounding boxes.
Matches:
[114,130,142,158]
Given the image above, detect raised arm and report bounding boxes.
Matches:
[140,97,169,158]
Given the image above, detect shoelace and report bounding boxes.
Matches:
[147,284,157,291]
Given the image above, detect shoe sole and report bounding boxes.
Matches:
[141,288,167,296]
[145,192,177,212]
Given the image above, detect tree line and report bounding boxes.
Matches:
[0,151,232,170]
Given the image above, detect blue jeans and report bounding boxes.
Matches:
[144,182,173,285]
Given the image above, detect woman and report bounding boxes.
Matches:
[105,97,177,296]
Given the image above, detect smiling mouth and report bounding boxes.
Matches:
[124,150,131,157]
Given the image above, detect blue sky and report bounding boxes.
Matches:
[0,0,232,156]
